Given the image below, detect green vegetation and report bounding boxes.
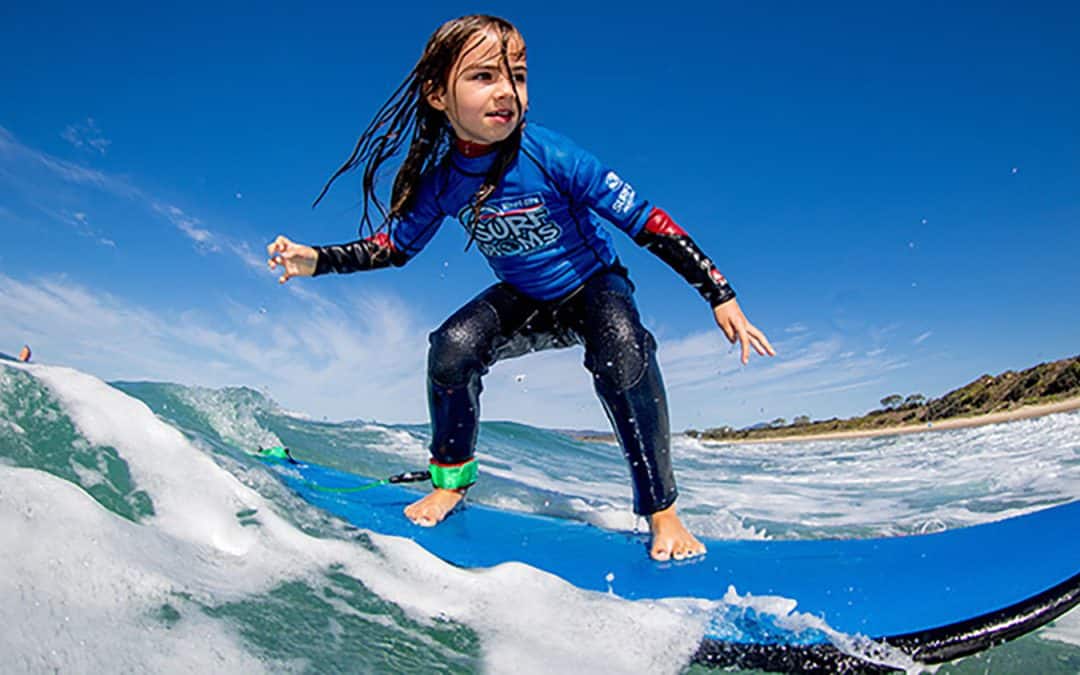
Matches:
[686,354,1080,442]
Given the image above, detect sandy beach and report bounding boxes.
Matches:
[710,395,1080,445]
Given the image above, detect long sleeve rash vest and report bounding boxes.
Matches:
[313,123,736,307]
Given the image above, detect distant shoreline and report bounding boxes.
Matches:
[705,395,1080,445]
[568,395,1080,446]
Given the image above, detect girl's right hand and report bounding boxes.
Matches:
[266,235,318,283]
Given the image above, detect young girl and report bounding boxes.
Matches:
[267,14,774,561]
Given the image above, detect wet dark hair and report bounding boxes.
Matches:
[313,14,526,246]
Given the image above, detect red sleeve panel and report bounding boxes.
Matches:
[633,208,736,307]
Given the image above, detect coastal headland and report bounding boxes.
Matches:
[707,394,1080,445]
[574,354,1080,445]
[693,353,1080,444]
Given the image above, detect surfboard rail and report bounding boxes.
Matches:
[693,569,1080,672]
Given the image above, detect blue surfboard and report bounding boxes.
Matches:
[262,457,1080,672]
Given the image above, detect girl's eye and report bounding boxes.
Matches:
[472,72,492,81]
[514,73,527,83]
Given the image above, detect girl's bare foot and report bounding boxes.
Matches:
[404,488,465,527]
[648,504,706,561]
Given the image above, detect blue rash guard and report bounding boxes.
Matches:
[313,122,736,307]
[391,124,648,301]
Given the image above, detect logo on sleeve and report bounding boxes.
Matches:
[457,194,563,257]
[612,183,636,214]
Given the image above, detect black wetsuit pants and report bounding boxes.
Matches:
[426,265,678,515]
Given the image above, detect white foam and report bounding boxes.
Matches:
[1040,606,1080,647]
[483,458,630,503]
[10,364,710,673]
[0,418,25,435]
[365,424,427,456]
[720,586,921,673]
[174,384,280,451]
[0,469,277,674]
[568,498,643,531]
[685,411,1080,536]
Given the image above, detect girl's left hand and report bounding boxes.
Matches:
[713,299,776,365]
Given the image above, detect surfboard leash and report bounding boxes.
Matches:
[255,446,431,493]
[307,469,433,494]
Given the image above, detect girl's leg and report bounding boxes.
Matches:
[426,282,546,463]
[572,269,705,560]
[574,270,677,514]
[406,283,541,525]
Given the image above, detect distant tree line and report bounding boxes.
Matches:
[879,393,927,410]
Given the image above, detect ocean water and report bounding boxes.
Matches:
[1,360,1078,674]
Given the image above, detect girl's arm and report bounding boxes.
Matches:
[632,207,735,308]
[633,207,775,364]
[273,164,447,281]
[266,233,408,284]
[311,233,409,275]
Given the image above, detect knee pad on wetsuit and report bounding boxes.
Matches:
[427,305,499,386]
[583,293,658,392]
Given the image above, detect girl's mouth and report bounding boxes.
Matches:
[486,110,514,123]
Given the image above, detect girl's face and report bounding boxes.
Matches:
[427,28,528,145]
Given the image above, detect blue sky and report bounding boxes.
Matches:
[2,2,1078,430]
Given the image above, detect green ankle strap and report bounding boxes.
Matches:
[429,459,478,490]
[257,445,293,461]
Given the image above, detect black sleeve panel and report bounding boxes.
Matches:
[632,208,737,308]
[312,233,408,276]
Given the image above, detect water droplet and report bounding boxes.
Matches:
[605,572,615,583]
[515,374,526,384]
[1011,167,1018,174]
[921,218,928,225]
[235,192,243,199]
